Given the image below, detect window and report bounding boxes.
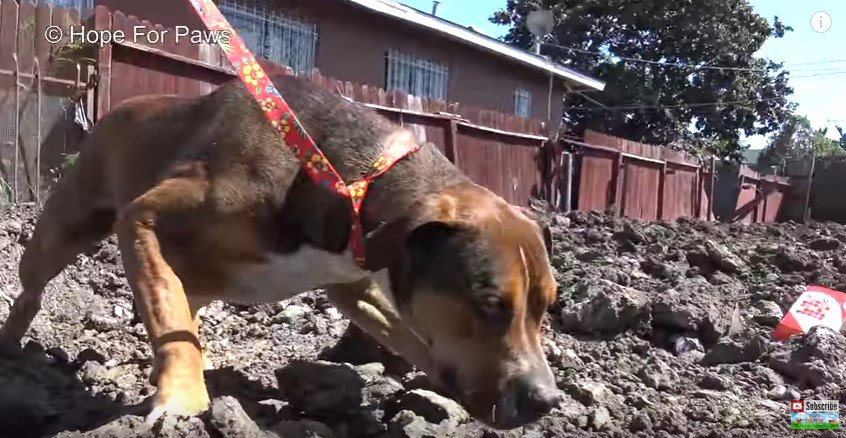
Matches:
[386,50,448,100]
[514,87,532,118]
[219,0,318,74]
[46,0,94,16]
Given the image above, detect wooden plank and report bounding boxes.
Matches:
[443,118,457,165]
[657,162,667,220]
[34,2,51,73]
[0,0,19,90]
[93,6,112,120]
[610,151,623,213]
[17,1,34,83]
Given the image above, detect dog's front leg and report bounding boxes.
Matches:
[326,279,434,374]
[115,177,210,423]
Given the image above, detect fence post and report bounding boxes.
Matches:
[13,53,19,203]
[94,6,113,121]
[443,118,458,166]
[562,152,573,214]
[35,58,42,206]
[609,151,623,215]
[657,162,667,220]
[802,151,816,222]
[708,156,716,221]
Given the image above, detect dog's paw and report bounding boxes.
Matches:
[145,386,211,425]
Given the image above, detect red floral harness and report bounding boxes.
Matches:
[188,0,421,268]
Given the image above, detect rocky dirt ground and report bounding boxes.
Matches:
[0,204,845,438]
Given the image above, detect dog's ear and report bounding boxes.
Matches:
[405,221,464,263]
[518,205,554,259]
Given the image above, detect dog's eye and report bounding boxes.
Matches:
[475,295,513,331]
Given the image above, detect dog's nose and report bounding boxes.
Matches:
[506,374,563,425]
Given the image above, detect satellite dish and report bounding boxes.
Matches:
[526,8,555,38]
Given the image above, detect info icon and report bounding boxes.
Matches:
[791,400,805,412]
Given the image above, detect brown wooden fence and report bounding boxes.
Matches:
[0,3,799,223]
[0,0,92,205]
[559,130,713,221]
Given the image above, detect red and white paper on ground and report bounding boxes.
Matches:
[772,286,846,341]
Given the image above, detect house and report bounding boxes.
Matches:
[84,0,603,127]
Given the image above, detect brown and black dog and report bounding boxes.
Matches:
[0,74,561,429]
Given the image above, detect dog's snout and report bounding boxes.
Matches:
[498,374,562,427]
[515,375,562,416]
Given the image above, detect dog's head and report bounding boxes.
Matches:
[374,183,560,429]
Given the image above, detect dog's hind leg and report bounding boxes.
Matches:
[0,161,114,345]
[114,176,211,421]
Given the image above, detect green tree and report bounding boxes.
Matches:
[491,0,795,158]
[757,115,842,172]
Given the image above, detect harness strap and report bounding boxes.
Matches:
[187,0,421,267]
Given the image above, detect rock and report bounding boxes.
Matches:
[274,305,311,325]
[636,361,677,390]
[704,240,746,274]
[629,413,653,432]
[77,347,107,364]
[766,385,799,401]
[268,420,334,438]
[560,280,648,335]
[558,348,584,369]
[554,216,571,227]
[206,396,264,438]
[83,311,120,332]
[698,373,730,390]
[809,237,841,251]
[768,326,846,388]
[393,389,468,424]
[153,415,211,438]
[700,335,767,366]
[753,301,784,327]
[685,246,714,274]
[773,248,817,272]
[78,361,108,386]
[386,410,449,438]
[276,361,364,415]
[53,416,152,437]
[5,221,21,235]
[564,381,616,406]
[589,406,611,430]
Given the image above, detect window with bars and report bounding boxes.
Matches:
[514,87,532,118]
[45,0,94,16]
[385,50,448,100]
[219,0,318,74]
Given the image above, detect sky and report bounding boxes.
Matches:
[398,0,846,149]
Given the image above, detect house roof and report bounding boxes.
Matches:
[741,148,764,164]
[341,0,606,91]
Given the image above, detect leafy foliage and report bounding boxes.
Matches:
[491,0,796,158]
[756,115,844,172]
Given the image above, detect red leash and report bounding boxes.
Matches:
[187,0,420,267]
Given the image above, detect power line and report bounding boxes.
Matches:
[788,71,846,79]
[784,59,846,66]
[562,97,784,112]
[544,43,846,73]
